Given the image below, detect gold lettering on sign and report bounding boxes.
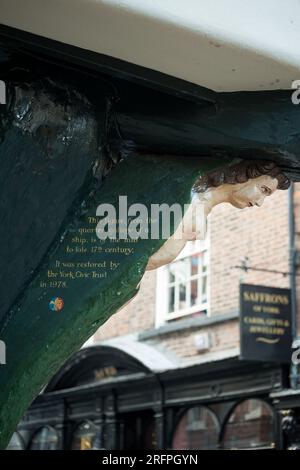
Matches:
[243,288,289,345]
[243,290,289,306]
[241,285,291,359]
[94,366,117,381]
[256,337,280,344]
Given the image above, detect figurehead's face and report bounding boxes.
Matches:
[229,175,279,209]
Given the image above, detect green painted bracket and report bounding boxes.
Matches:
[0,150,227,449]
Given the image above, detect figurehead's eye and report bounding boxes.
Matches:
[261,186,271,195]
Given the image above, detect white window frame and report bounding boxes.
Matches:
[155,222,210,327]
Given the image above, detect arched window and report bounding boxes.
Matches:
[7,432,25,450]
[221,399,275,449]
[71,421,98,450]
[29,426,58,450]
[172,406,219,450]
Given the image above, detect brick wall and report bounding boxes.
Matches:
[95,270,157,341]
[210,187,289,316]
[141,320,240,359]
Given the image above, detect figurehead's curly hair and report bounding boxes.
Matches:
[192,160,290,194]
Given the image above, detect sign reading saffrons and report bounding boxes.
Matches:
[240,284,292,363]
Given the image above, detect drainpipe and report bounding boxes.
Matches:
[288,183,298,388]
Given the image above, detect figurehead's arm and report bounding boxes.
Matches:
[146,200,203,271]
[146,233,187,271]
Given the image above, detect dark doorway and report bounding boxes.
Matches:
[119,410,157,450]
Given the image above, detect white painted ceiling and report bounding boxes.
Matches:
[0,0,300,91]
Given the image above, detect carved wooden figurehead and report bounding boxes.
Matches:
[147,160,291,271]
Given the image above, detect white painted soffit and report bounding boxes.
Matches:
[0,0,300,92]
[93,334,179,373]
[91,335,240,373]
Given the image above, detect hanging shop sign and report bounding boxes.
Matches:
[240,284,292,363]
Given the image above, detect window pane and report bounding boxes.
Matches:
[178,284,187,310]
[168,263,176,283]
[71,421,98,450]
[203,251,208,271]
[30,426,58,450]
[191,255,199,276]
[168,286,175,313]
[191,280,198,306]
[222,399,275,449]
[7,432,24,450]
[175,259,187,283]
[172,407,219,450]
[202,276,207,303]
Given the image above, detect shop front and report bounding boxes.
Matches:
[9,343,294,450]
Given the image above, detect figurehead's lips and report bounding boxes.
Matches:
[0,0,300,93]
